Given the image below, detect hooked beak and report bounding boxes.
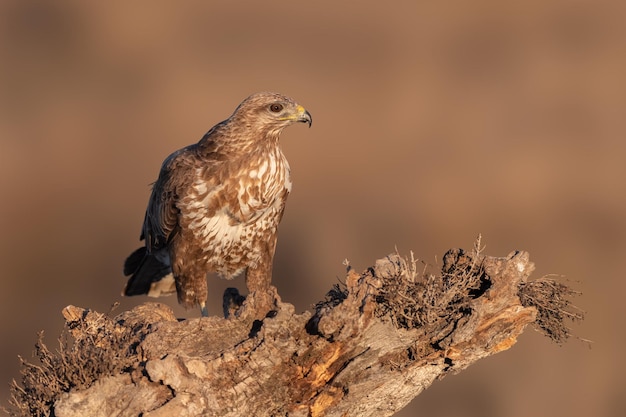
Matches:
[296,106,312,127]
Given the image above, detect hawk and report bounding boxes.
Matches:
[123,92,312,317]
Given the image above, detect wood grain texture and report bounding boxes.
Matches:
[13,247,548,417]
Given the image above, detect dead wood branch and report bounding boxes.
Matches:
[7,246,582,417]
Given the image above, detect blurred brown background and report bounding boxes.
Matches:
[0,1,624,416]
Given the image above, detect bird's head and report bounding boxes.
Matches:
[230,92,312,139]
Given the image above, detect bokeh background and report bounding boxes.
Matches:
[1,1,624,416]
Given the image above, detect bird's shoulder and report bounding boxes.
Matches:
[155,142,219,185]
[160,145,199,174]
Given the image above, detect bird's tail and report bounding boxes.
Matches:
[123,247,176,298]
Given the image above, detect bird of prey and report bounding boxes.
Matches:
[123,92,312,317]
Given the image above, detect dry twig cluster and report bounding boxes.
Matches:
[519,276,585,344]
[8,308,145,417]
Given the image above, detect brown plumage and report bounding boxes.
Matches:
[123,92,312,317]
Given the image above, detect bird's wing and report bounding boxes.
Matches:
[141,147,195,251]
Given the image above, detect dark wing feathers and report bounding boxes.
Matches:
[123,246,173,296]
[142,147,194,251]
[123,246,147,276]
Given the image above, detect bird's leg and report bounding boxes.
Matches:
[240,237,279,319]
[245,267,277,319]
[200,301,209,317]
[172,249,210,317]
[245,235,275,293]
[245,263,272,294]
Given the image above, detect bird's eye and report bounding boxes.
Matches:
[269,103,283,113]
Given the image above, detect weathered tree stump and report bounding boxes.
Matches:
[8,244,582,417]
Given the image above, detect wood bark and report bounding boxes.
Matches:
[11,247,573,417]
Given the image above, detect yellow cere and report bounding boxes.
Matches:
[279,104,306,121]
